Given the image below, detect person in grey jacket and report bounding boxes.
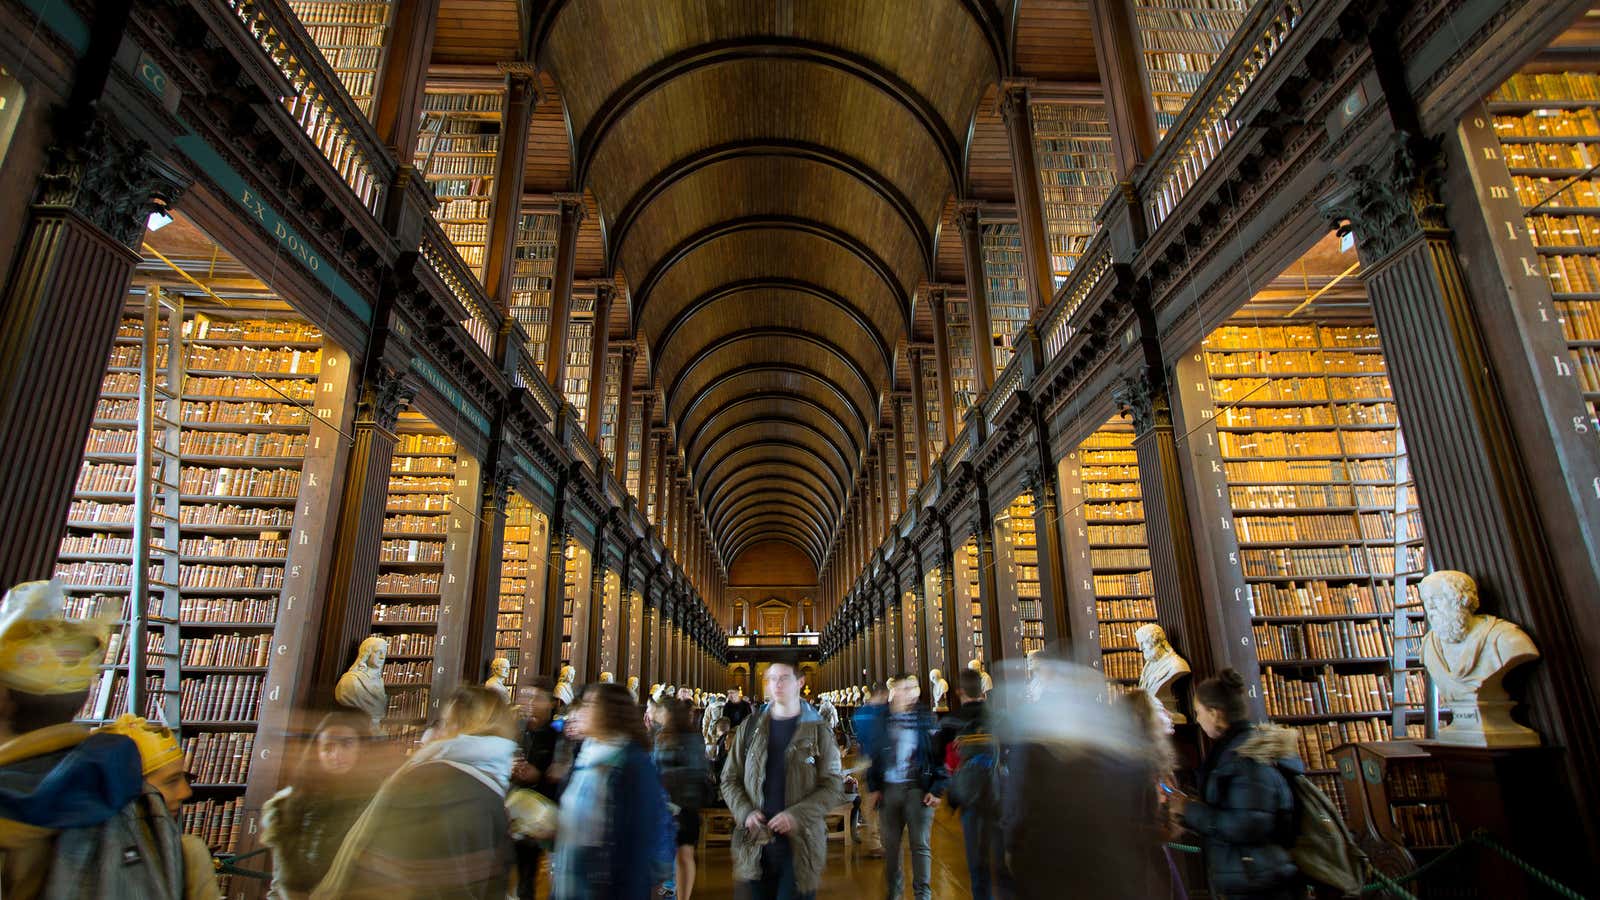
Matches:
[720,660,843,900]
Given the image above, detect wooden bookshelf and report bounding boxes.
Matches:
[1487,70,1600,432]
[625,397,644,500]
[945,293,978,407]
[65,306,347,868]
[598,352,622,461]
[899,400,920,498]
[597,568,621,676]
[416,90,503,279]
[1030,99,1116,290]
[560,536,593,674]
[979,222,1027,373]
[626,588,643,681]
[900,588,921,675]
[920,354,946,459]
[1060,420,1155,685]
[562,304,594,423]
[1174,295,1433,811]
[1131,0,1253,138]
[993,492,1045,658]
[510,211,560,367]
[922,565,947,675]
[496,493,534,687]
[285,0,390,114]
[952,535,984,667]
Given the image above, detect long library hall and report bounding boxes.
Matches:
[0,0,1598,897]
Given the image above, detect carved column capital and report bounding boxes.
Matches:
[38,115,188,248]
[955,200,983,237]
[997,78,1035,124]
[364,365,418,432]
[1113,371,1171,436]
[553,192,587,223]
[1325,135,1448,263]
[490,459,521,505]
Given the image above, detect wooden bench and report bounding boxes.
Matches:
[698,800,858,854]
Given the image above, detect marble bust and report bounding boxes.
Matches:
[626,675,640,702]
[484,657,512,703]
[1419,570,1541,747]
[554,665,576,705]
[1136,624,1191,724]
[600,671,615,684]
[967,658,993,696]
[928,668,948,710]
[335,636,389,728]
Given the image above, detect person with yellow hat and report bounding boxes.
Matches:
[96,715,223,900]
[0,579,186,899]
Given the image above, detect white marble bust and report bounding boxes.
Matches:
[1419,571,1541,747]
[555,665,576,705]
[335,636,389,728]
[600,671,615,684]
[1136,624,1191,724]
[967,658,993,695]
[928,668,948,710]
[626,675,640,702]
[485,657,512,703]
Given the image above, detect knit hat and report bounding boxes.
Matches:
[95,714,184,775]
[0,579,110,695]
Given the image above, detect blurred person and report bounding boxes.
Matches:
[653,697,708,900]
[0,580,186,899]
[937,668,1001,900]
[722,686,753,729]
[511,677,564,900]
[314,686,518,899]
[721,660,843,900]
[996,657,1161,900]
[261,709,380,899]
[1123,689,1186,899]
[1179,669,1300,900]
[94,714,221,900]
[550,683,667,900]
[851,683,890,858]
[709,717,734,782]
[866,675,945,900]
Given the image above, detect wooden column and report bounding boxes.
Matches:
[314,366,414,693]
[370,0,439,155]
[542,194,583,386]
[537,476,569,677]
[653,435,669,527]
[584,284,614,443]
[583,527,606,683]
[614,345,636,484]
[929,287,960,448]
[616,557,633,685]
[464,461,514,680]
[908,348,932,483]
[1087,0,1158,179]
[1337,138,1600,831]
[893,396,911,515]
[639,600,655,687]
[0,128,182,588]
[998,80,1056,313]
[482,65,537,306]
[955,203,998,394]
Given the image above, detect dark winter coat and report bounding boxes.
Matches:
[653,731,707,813]
[1182,724,1300,897]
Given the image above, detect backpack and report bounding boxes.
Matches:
[946,733,998,813]
[1278,766,1367,896]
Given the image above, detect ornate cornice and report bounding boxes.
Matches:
[37,114,187,248]
[1325,135,1447,263]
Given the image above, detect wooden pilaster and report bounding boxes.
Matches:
[955,203,998,394]
[998,80,1056,312]
[482,65,538,306]
[584,284,613,443]
[542,193,583,386]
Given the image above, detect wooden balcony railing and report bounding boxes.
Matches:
[1041,240,1113,359]
[418,224,500,356]
[227,0,390,216]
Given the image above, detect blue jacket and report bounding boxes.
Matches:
[865,707,947,796]
[852,702,886,758]
[552,741,668,900]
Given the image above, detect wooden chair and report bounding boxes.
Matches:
[699,808,736,855]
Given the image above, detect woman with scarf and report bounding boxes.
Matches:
[652,697,707,900]
[261,710,382,899]
[551,683,668,900]
[313,686,519,900]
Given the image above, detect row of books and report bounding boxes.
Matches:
[182,376,316,402]
[1098,621,1147,650]
[1491,72,1600,102]
[1225,458,1399,485]
[180,597,279,624]
[382,661,431,684]
[387,494,450,512]
[1236,513,1360,543]
[389,475,452,492]
[86,429,307,460]
[375,632,436,655]
[391,457,454,476]
[1261,667,1391,716]
[1091,548,1152,568]
[59,533,132,556]
[1504,137,1600,170]
[384,513,448,533]
[54,560,154,586]
[1495,107,1600,138]
[1206,349,1388,375]
[371,603,439,624]
[396,434,457,454]
[1291,718,1392,771]
[1251,619,1394,661]
[379,539,443,562]
[182,732,255,785]
[180,467,302,498]
[1202,324,1383,351]
[1546,254,1600,295]
[1240,545,1379,579]
[374,572,440,593]
[1395,805,1460,849]
[178,564,284,590]
[1230,482,1410,511]
[182,797,246,853]
[176,634,274,667]
[1102,650,1142,680]
[386,688,430,720]
[1526,214,1600,246]
[1212,376,1395,404]
[1085,500,1144,521]
[177,537,287,558]
[1097,597,1158,620]
[1084,481,1141,500]
[108,345,321,374]
[1247,580,1417,617]
[1087,523,1147,544]
[1094,572,1153,595]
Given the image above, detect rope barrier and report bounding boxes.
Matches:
[1162,829,1591,900]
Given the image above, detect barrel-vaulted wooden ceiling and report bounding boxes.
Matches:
[432,0,1096,576]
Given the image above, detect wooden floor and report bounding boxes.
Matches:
[692,805,973,899]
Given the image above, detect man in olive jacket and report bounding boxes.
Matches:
[720,660,844,899]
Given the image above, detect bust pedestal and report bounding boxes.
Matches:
[1425,743,1595,898]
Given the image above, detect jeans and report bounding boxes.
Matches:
[880,783,933,900]
[960,807,1002,900]
[739,838,815,900]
